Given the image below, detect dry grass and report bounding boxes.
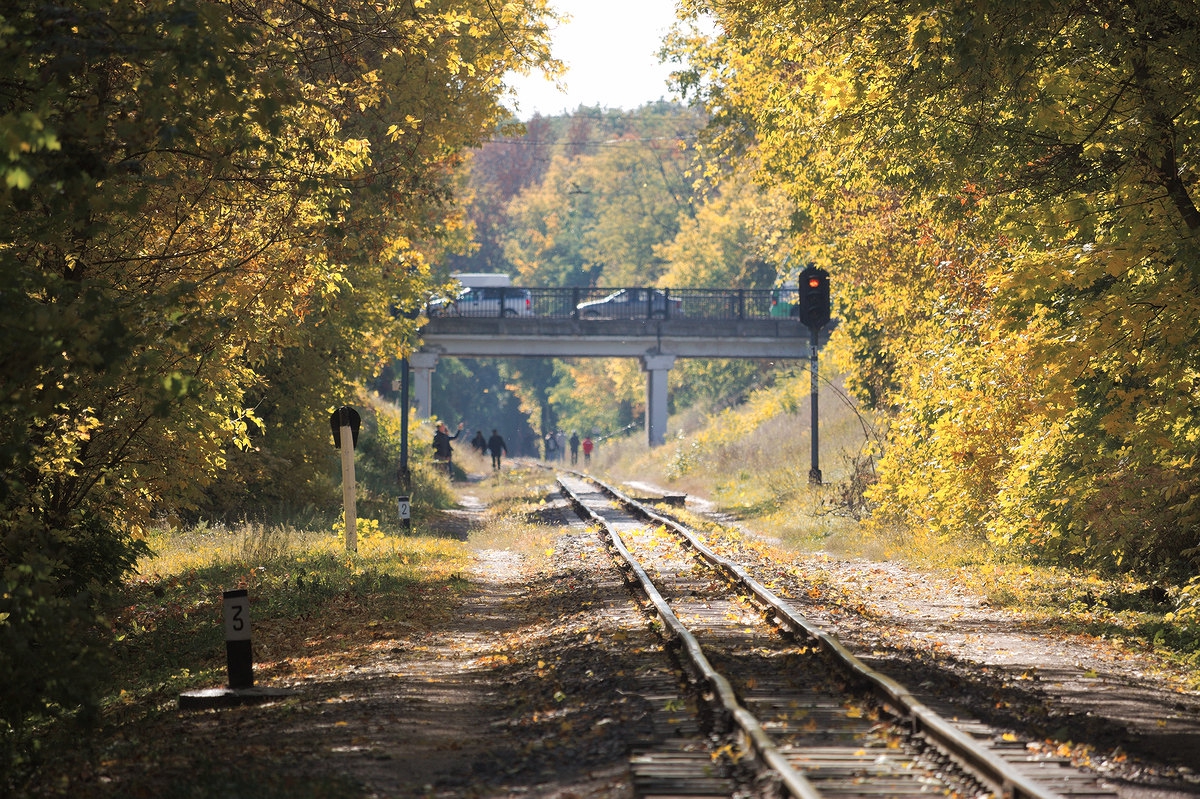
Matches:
[596,374,888,543]
[138,521,315,573]
[138,520,469,580]
[117,520,473,702]
[469,515,561,566]
[592,370,1002,575]
[465,463,565,566]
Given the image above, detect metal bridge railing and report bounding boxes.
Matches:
[428,287,803,321]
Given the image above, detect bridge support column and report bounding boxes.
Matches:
[409,352,439,420]
[641,354,676,448]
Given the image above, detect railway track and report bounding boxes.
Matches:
[556,471,1117,799]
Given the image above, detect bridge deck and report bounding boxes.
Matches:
[420,317,823,359]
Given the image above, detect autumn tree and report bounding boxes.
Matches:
[502,103,704,286]
[449,114,557,275]
[0,0,555,779]
[673,0,1200,574]
[548,358,643,437]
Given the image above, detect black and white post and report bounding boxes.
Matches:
[397,494,411,528]
[331,405,361,553]
[178,587,296,709]
[223,588,253,689]
[340,418,357,552]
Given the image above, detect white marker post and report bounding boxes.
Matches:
[331,406,361,553]
[223,589,254,689]
[341,426,357,552]
[397,495,411,532]
[177,588,297,709]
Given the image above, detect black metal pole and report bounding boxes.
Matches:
[808,325,822,485]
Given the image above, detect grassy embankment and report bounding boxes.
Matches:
[106,450,556,706]
[592,369,1200,687]
[25,406,563,796]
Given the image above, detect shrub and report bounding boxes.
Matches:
[1,512,146,790]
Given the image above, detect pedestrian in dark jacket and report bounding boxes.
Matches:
[569,432,580,465]
[487,429,507,470]
[433,421,463,477]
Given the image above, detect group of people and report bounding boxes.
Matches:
[434,422,508,476]
[544,430,593,465]
[467,427,508,470]
[434,421,595,479]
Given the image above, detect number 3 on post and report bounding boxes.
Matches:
[223,589,251,641]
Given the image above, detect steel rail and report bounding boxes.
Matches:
[557,476,823,799]
[572,472,1064,799]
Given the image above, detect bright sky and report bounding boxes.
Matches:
[504,0,682,118]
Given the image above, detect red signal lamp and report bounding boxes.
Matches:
[797,265,831,330]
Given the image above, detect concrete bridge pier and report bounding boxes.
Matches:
[642,353,676,447]
[409,352,439,419]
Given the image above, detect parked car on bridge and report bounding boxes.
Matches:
[427,284,533,318]
[575,288,682,319]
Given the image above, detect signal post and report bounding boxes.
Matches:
[796,265,831,485]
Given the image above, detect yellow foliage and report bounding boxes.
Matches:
[669,0,1200,574]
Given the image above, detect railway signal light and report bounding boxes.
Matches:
[794,264,830,485]
[796,265,830,331]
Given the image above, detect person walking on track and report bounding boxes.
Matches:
[487,429,507,471]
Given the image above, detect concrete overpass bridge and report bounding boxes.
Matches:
[410,287,825,446]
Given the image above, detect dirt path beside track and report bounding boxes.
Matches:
[773,554,1200,798]
[60,489,681,798]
